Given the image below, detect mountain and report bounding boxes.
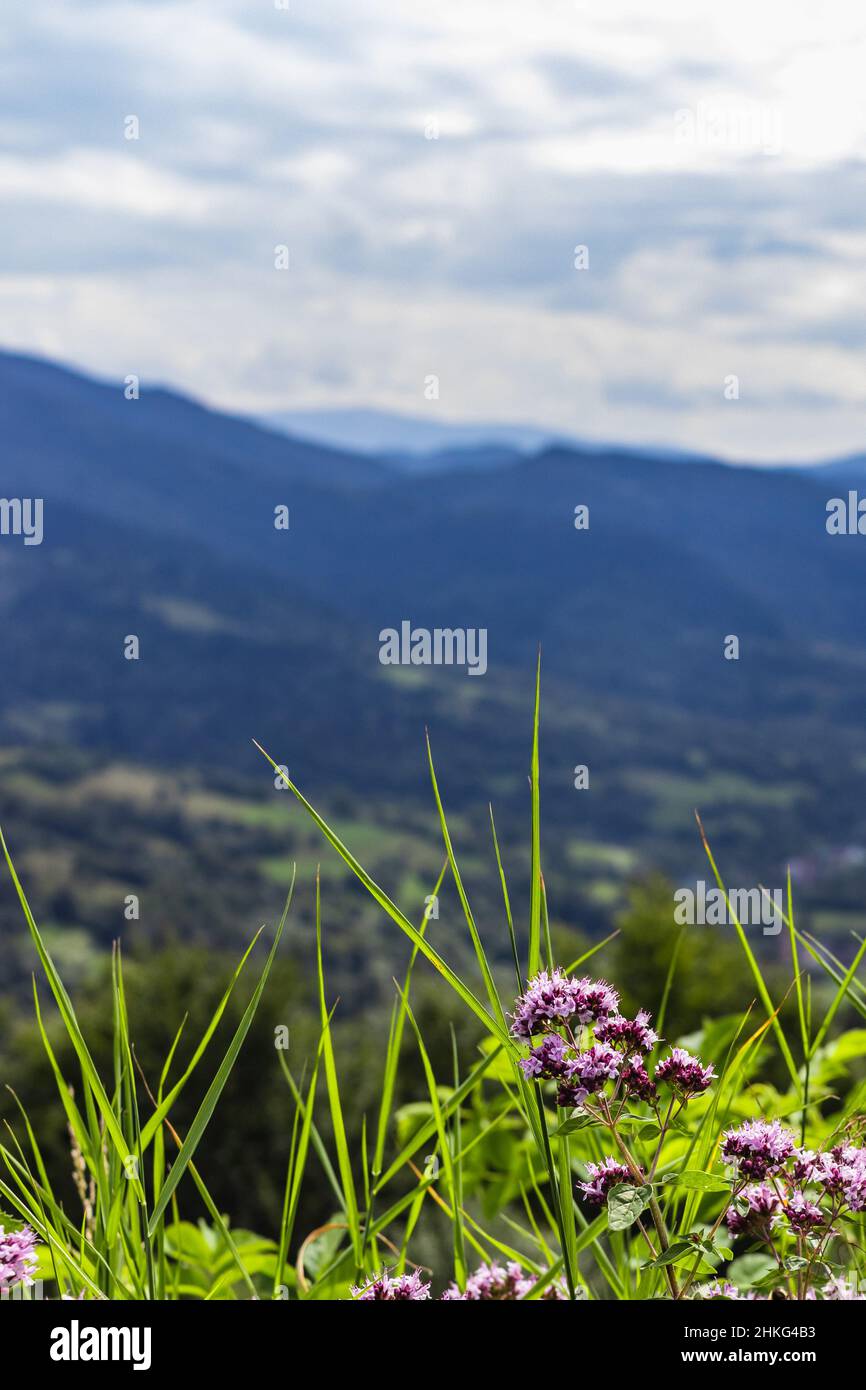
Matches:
[6,346,866,738]
[6,348,866,714]
[260,405,720,473]
[0,350,387,538]
[259,406,556,458]
[804,454,866,485]
[5,347,866,1004]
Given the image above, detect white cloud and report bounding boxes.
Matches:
[0,149,223,219]
[0,0,864,460]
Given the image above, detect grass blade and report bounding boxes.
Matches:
[147,883,293,1236]
[529,650,542,977]
[252,739,508,1044]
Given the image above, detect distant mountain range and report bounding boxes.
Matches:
[261,405,866,482]
[802,454,866,483]
[260,406,555,458]
[259,405,721,474]
[4,346,866,891]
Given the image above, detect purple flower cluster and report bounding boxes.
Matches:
[350,1269,431,1300]
[813,1144,866,1211]
[595,1009,659,1054]
[570,978,622,1026]
[621,1054,657,1102]
[785,1193,824,1235]
[721,1120,797,1179]
[578,1157,636,1206]
[721,1125,866,1263]
[725,1183,780,1237]
[510,970,619,1040]
[694,1279,741,1299]
[695,1278,864,1302]
[791,1147,819,1183]
[0,1224,38,1290]
[512,971,713,1114]
[441,1261,567,1301]
[556,1042,621,1108]
[519,1033,570,1080]
[352,1261,567,1302]
[654,1047,715,1096]
[823,1276,865,1300]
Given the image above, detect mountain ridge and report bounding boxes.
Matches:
[4,347,866,997]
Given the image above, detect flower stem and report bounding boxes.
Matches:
[532,1080,578,1301]
[608,1120,681,1299]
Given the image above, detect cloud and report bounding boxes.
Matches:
[0,0,863,460]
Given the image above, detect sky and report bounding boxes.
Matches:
[1,0,865,461]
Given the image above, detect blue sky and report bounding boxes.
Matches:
[1,0,864,460]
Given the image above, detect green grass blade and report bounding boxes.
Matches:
[489,804,523,993]
[697,814,800,1090]
[809,934,866,1057]
[147,885,293,1236]
[372,861,447,1180]
[274,1045,323,1297]
[140,929,262,1150]
[373,1043,503,1194]
[252,739,507,1044]
[656,924,685,1042]
[277,1054,345,1211]
[113,946,155,1297]
[529,651,542,977]
[563,930,620,975]
[314,870,363,1268]
[425,731,507,1031]
[541,873,554,973]
[1,826,144,1198]
[403,1000,465,1286]
[786,869,809,1058]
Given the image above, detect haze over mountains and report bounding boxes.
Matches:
[260,406,556,461]
[4,346,866,992]
[5,347,866,690]
[261,406,723,474]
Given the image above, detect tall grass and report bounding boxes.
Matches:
[1,678,865,1300]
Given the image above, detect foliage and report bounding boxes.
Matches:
[1,680,865,1300]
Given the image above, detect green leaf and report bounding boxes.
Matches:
[553,1112,600,1136]
[616,1114,666,1137]
[824,1028,866,1065]
[727,1252,776,1288]
[606,1182,653,1232]
[666,1169,729,1193]
[642,1239,695,1268]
